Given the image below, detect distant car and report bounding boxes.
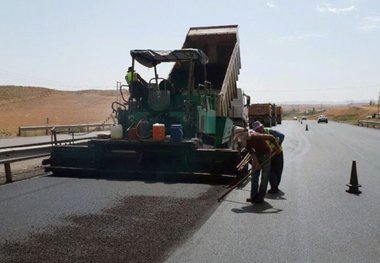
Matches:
[293,116,297,120]
[318,115,328,123]
[301,116,307,120]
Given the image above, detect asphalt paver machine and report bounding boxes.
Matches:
[43,25,249,177]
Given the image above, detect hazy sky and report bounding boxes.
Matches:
[1,0,379,103]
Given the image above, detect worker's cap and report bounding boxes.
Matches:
[128,66,133,71]
[250,121,263,131]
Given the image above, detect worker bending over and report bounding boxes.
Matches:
[246,121,281,203]
[256,125,285,194]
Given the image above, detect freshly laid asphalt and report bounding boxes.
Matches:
[0,121,379,262]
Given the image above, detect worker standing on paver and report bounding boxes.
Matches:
[125,67,147,86]
[246,121,281,203]
[125,67,148,102]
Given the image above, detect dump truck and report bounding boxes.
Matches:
[248,103,272,127]
[43,25,249,177]
[276,106,282,124]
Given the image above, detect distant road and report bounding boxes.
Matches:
[0,121,379,262]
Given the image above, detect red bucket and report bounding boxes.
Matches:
[127,128,138,140]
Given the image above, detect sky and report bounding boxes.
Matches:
[1,0,379,103]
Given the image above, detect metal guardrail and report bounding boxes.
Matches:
[358,120,380,128]
[0,137,95,183]
[18,123,112,136]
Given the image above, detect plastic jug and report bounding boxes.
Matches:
[111,124,123,139]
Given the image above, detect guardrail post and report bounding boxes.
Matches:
[51,127,57,145]
[4,163,13,183]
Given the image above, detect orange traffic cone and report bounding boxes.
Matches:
[305,124,309,131]
[346,161,361,194]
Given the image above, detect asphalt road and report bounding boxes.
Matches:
[0,175,213,242]
[166,120,380,263]
[0,121,379,262]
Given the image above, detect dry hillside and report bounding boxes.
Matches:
[0,86,118,136]
[281,104,378,123]
[1,86,377,137]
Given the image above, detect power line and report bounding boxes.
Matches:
[251,85,380,93]
[0,68,113,90]
[0,68,75,88]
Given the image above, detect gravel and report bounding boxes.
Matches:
[0,185,225,263]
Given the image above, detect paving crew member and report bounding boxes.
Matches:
[125,67,148,100]
[255,124,285,194]
[125,67,148,86]
[245,121,281,203]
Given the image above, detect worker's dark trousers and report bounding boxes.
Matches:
[251,154,271,199]
[269,152,284,190]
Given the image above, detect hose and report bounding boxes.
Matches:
[134,119,151,139]
[119,84,129,103]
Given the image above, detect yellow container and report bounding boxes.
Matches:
[152,123,165,141]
